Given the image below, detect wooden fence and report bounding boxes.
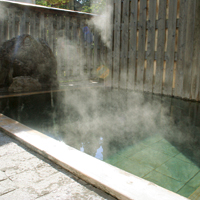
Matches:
[0,0,200,102]
[110,0,200,101]
[0,0,107,81]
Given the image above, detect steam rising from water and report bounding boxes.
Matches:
[50,87,199,162]
[54,88,173,159]
[55,2,113,82]
[56,38,87,79]
[89,4,113,48]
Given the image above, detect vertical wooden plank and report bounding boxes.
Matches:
[91,26,95,78]
[127,0,138,90]
[100,41,106,75]
[93,28,99,78]
[136,0,147,91]
[113,0,121,88]
[72,17,79,76]
[86,21,92,77]
[144,0,157,92]
[82,19,87,75]
[15,10,20,36]
[39,12,45,39]
[61,15,66,79]
[68,16,73,76]
[30,11,36,37]
[26,12,30,35]
[119,0,129,89]
[79,18,85,77]
[182,0,196,99]
[163,0,177,96]
[0,18,3,45]
[57,15,63,39]
[0,3,6,45]
[191,0,200,101]
[174,0,187,98]
[56,15,63,80]
[76,18,81,77]
[53,15,58,78]
[3,9,9,42]
[65,15,70,77]
[35,12,40,38]
[8,9,15,39]
[97,35,101,75]
[20,10,26,35]
[49,14,54,53]
[44,14,48,42]
[106,0,114,88]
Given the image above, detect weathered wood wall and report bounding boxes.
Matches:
[0,0,106,81]
[0,0,200,101]
[109,0,200,101]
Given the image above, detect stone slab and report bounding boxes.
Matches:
[0,179,16,196]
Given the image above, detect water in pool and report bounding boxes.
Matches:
[0,88,199,198]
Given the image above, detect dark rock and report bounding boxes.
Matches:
[0,34,58,90]
[8,76,42,92]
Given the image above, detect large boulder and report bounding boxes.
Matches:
[0,34,58,91]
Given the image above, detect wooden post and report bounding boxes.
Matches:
[154,0,167,95]
[35,12,40,38]
[30,11,36,37]
[127,0,138,90]
[136,0,147,91]
[15,10,20,37]
[93,27,99,79]
[191,0,200,101]
[106,0,114,88]
[56,15,63,80]
[163,0,177,96]
[47,14,54,51]
[113,0,121,88]
[39,12,45,39]
[2,9,9,42]
[0,19,3,45]
[53,15,58,77]
[20,10,26,35]
[119,0,129,89]
[182,0,196,99]
[174,0,187,98]
[79,18,85,77]
[65,15,70,77]
[72,17,78,76]
[144,0,157,93]
[86,20,92,78]
[8,9,15,39]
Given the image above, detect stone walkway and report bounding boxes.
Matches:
[0,130,116,200]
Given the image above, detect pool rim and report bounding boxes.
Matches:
[0,114,189,200]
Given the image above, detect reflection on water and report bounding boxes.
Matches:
[0,88,199,163]
[1,88,199,197]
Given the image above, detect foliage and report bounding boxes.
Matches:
[35,0,106,13]
[36,0,70,8]
[91,0,106,14]
[78,0,106,14]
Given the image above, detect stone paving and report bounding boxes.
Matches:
[0,130,116,200]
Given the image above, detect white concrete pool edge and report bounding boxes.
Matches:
[0,114,189,200]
